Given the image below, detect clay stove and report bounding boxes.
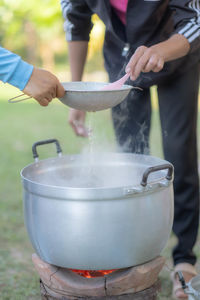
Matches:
[32,254,165,300]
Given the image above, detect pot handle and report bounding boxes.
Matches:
[140,164,173,187]
[32,139,62,162]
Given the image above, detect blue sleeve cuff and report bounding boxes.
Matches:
[7,59,34,90]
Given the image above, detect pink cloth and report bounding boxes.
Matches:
[110,0,128,25]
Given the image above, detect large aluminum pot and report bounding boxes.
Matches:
[21,139,174,270]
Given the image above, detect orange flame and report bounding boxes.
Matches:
[70,269,116,278]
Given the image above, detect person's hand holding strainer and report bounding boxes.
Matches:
[0,46,65,106]
[23,68,65,106]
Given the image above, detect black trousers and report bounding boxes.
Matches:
[111,64,200,266]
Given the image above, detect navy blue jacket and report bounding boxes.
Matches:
[61,0,200,87]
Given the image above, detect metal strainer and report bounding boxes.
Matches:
[58,81,133,111]
[8,81,137,111]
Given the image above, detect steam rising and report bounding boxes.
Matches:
[26,113,166,189]
[25,56,163,189]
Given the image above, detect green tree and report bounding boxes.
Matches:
[0,1,105,71]
[0,0,65,68]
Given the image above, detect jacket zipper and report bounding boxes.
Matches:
[122,43,130,57]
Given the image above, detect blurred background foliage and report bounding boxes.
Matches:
[0,0,105,74]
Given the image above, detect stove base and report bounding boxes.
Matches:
[32,254,165,300]
[40,279,161,300]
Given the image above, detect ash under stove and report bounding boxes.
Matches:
[32,254,165,300]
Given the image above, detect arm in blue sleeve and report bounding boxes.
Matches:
[0,46,34,90]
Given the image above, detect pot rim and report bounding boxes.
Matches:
[21,152,173,199]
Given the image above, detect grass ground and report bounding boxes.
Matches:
[0,83,199,299]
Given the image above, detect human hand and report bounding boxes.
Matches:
[69,109,88,137]
[125,45,164,81]
[23,67,65,106]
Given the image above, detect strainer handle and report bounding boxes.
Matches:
[32,139,62,162]
[8,93,32,103]
[140,164,173,187]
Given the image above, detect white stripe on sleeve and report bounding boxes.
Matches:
[188,29,200,42]
[178,0,200,42]
[184,24,199,37]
